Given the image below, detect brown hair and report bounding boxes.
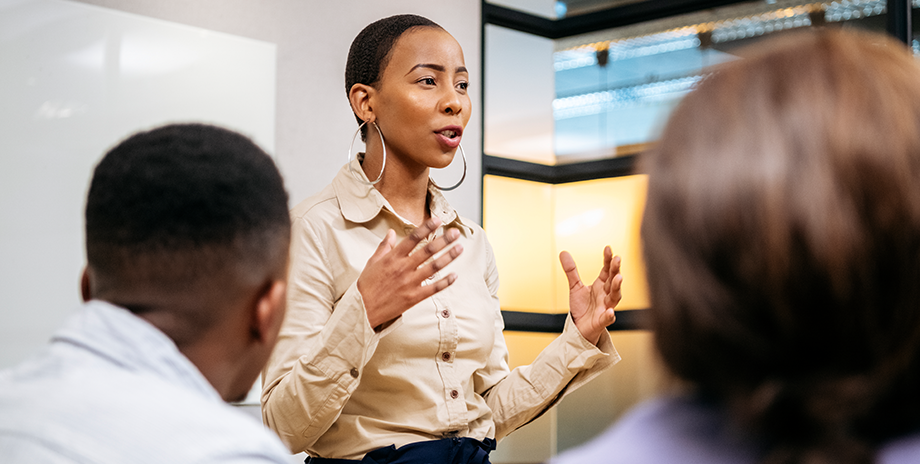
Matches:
[641,29,920,463]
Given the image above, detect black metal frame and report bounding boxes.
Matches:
[481,0,915,332]
[483,154,636,184]
[483,0,748,39]
[502,309,646,333]
[888,0,913,44]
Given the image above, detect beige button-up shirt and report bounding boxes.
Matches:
[261,158,620,460]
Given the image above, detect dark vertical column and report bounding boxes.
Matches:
[479,0,487,226]
[887,0,912,45]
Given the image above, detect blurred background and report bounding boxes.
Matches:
[1,0,915,462]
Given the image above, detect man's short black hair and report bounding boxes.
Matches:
[85,123,290,306]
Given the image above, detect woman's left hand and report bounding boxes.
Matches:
[560,246,622,345]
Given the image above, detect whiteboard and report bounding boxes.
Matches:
[0,0,277,374]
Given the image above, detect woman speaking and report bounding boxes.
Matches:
[261,14,623,464]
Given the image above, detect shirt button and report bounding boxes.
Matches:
[450,390,459,399]
[350,367,359,378]
[440,309,451,318]
[441,352,452,362]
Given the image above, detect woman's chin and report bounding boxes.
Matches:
[428,153,456,170]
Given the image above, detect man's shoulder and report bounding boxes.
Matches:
[0,361,289,463]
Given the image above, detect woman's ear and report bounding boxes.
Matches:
[349,83,376,124]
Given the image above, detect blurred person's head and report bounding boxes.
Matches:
[82,123,291,402]
[642,29,920,462]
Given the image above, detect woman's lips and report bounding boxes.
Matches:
[435,127,462,149]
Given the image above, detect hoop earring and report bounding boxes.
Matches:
[347,121,386,185]
[430,143,467,191]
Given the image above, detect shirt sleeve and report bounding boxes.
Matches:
[260,214,399,453]
[473,240,621,441]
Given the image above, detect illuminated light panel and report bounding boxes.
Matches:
[483,175,650,314]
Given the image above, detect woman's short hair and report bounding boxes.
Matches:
[344,14,441,140]
[641,29,920,462]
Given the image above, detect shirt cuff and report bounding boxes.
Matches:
[311,281,401,385]
[559,312,621,378]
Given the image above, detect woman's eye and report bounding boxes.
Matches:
[457,82,469,90]
[420,77,436,85]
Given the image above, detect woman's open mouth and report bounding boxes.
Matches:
[435,126,463,149]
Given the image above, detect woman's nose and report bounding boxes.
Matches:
[440,90,462,115]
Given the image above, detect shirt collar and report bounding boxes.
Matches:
[332,155,473,236]
[53,300,222,402]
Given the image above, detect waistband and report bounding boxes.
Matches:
[304,437,496,464]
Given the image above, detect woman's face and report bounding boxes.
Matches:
[371,27,471,171]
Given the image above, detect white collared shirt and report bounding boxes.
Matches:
[0,301,290,463]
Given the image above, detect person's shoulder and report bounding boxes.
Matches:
[551,395,759,464]
[455,214,486,238]
[290,182,339,222]
[879,430,920,464]
[0,363,288,464]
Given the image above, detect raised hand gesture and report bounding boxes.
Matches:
[357,217,463,329]
[559,246,622,345]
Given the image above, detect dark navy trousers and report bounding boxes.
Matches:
[304,437,496,464]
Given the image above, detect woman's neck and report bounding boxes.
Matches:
[362,147,431,226]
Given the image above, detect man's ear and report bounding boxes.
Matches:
[250,280,286,345]
[80,267,93,302]
[348,83,376,124]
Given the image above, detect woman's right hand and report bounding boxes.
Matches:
[357,217,463,329]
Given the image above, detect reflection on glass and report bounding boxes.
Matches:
[553,29,731,161]
[551,0,893,161]
[484,0,901,164]
[488,0,648,19]
[484,24,557,164]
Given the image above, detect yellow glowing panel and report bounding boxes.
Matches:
[503,330,664,399]
[483,175,557,312]
[552,175,649,311]
[502,331,557,370]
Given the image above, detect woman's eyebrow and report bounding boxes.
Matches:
[407,64,469,75]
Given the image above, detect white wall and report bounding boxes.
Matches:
[0,0,277,368]
[0,2,482,462]
[0,0,482,370]
[71,0,484,219]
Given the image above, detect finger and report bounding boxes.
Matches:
[597,246,613,283]
[414,272,459,301]
[604,255,622,295]
[604,274,623,309]
[392,217,443,257]
[408,227,460,268]
[599,308,617,327]
[368,229,397,264]
[416,242,464,280]
[559,251,583,291]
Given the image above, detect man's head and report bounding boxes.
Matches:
[83,123,290,402]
